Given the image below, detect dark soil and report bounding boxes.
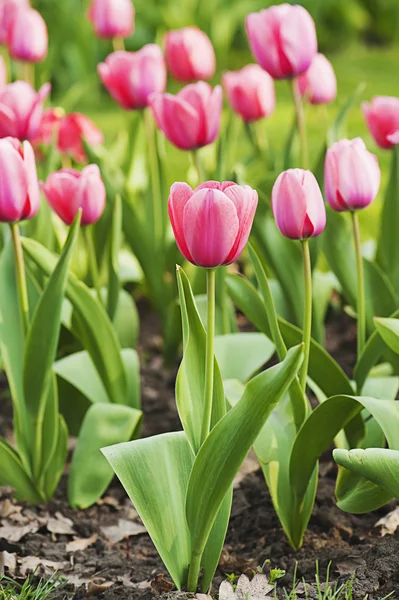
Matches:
[0,309,398,600]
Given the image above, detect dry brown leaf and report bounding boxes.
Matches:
[100,518,146,544]
[375,507,399,536]
[0,522,40,542]
[19,556,69,576]
[0,551,16,575]
[47,512,76,536]
[86,580,114,596]
[150,574,174,594]
[96,496,120,509]
[66,534,98,553]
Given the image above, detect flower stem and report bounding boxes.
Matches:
[300,239,312,392]
[144,108,163,247]
[112,37,125,52]
[351,211,365,356]
[192,149,205,183]
[10,222,30,335]
[290,77,308,169]
[187,552,202,593]
[84,227,103,305]
[200,268,216,445]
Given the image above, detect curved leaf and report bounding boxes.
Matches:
[0,439,41,503]
[214,333,274,383]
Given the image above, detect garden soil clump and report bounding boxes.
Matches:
[0,311,398,600]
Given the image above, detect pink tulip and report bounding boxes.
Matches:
[0,0,29,45]
[33,107,64,146]
[0,137,40,222]
[164,27,216,82]
[246,4,317,80]
[169,180,258,267]
[98,45,166,110]
[298,53,337,105]
[150,81,222,150]
[325,138,380,212]
[88,0,134,39]
[272,169,326,239]
[7,7,48,63]
[57,113,103,163]
[222,64,275,122]
[0,81,50,141]
[362,96,399,150]
[41,165,106,226]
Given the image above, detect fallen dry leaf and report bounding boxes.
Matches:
[0,551,16,575]
[19,556,69,576]
[96,496,120,509]
[100,518,146,544]
[219,574,274,600]
[375,506,399,536]
[150,574,174,594]
[66,534,98,553]
[47,512,76,536]
[0,522,40,542]
[86,580,114,596]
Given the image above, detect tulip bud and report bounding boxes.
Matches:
[324,138,380,212]
[168,180,258,267]
[7,7,48,63]
[0,81,50,141]
[0,0,29,45]
[246,4,317,80]
[98,45,166,110]
[41,165,106,226]
[362,96,399,150]
[222,64,275,122]
[87,0,134,39]
[164,27,216,82]
[272,169,326,239]
[298,53,337,105]
[0,137,40,222]
[57,113,103,163]
[150,81,222,151]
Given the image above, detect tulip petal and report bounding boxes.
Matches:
[0,140,28,221]
[280,5,317,76]
[272,170,308,239]
[0,103,18,138]
[301,171,326,237]
[337,138,381,210]
[77,164,106,225]
[42,170,81,225]
[223,185,258,262]
[21,141,40,219]
[168,182,194,262]
[150,93,200,150]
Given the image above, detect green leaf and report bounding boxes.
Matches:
[102,432,193,589]
[22,237,127,405]
[69,403,142,509]
[0,439,41,503]
[113,289,139,349]
[186,345,303,572]
[214,333,274,383]
[107,194,122,321]
[176,267,225,455]
[328,83,366,144]
[334,463,392,514]
[54,350,109,405]
[374,317,399,354]
[44,415,69,500]
[377,146,399,293]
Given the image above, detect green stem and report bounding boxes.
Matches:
[300,239,312,392]
[84,227,103,305]
[351,211,365,356]
[290,77,308,169]
[200,268,216,445]
[192,149,205,183]
[144,108,163,246]
[187,552,202,593]
[112,37,125,52]
[10,223,29,335]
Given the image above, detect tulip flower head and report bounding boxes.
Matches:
[246,4,317,80]
[298,53,337,105]
[272,169,326,239]
[41,165,106,226]
[165,27,216,82]
[222,64,275,122]
[150,82,222,151]
[325,138,380,212]
[362,96,399,150]
[88,0,134,39]
[168,181,258,268]
[0,137,40,222]
[57,113,104,163]
[98,45,166,110]
[0,81,50,141]
[7,7,48,63]
[0,0,29,45]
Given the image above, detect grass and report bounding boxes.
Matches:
[0,575,65,600]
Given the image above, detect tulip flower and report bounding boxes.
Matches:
[298,53,337,105]
[168,181,258,268]
[150,82,222,151]
[33,107,64,146]
[7,7,48,63]
[98,45,166,110]
[272,169,326,240]
[41,165,106,226]
[362,96,399,150]
[324,138,380,212]
[0,0,29,45]
[57,113,103,163]
[222,64,275,123]
[0,81,50,141]
[87,0,134,40]
[246,4,317,80]
[164,27,216,82]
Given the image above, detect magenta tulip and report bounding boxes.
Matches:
[222,64,275,122]
[298,53,337,105]
[57,113,103,163]
[0,81,50,141]
[7,7,48,63]
[164,26,216,82]
[0,0,29,45]
[41,165,106,226]
[98,45,166,110]
[272,169,326,239]
[362,96,399,150]
[325,138,380,212]
[169,181,258,267]
[0,137,40,222]
[150,81,222,150]
[246,4,317,80]
[87,0,134,39]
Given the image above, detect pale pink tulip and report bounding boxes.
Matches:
[7,7,48,63]
[325,138,380,212]
[0,81,50,140]
[0,0,29,45]
[169,181,258,267]
[298,53,337,104]
[222,64,275,122]
[362,96,399,150]
[87,0,134,39]
[165,27,216,82]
